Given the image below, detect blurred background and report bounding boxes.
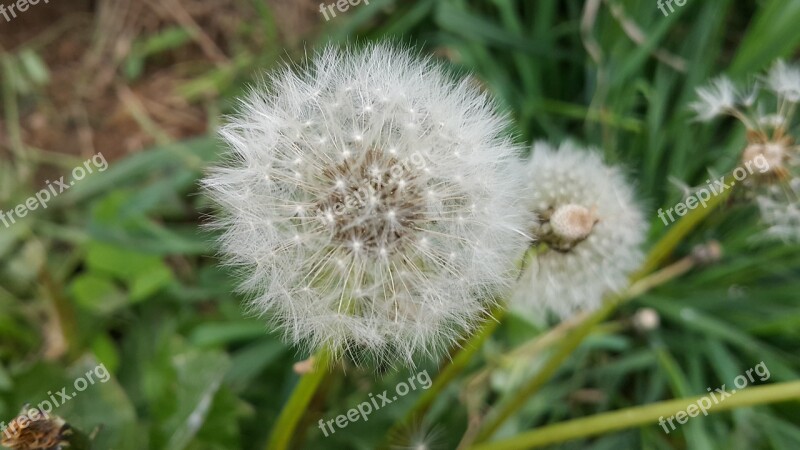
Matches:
[1,0,799,449]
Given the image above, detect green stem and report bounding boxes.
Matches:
[634,174,733,278]
[39,267,81,360]
[472,299,616,443]
[471,246,703,443]
[266,347,331,450]
[470,381,800,450]
[385,305,506,444]
[383,248,542,447]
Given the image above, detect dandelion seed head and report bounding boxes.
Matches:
[694,59,800,241]
[203,44,529,366]
[741,137,791,181]
[515,141,647,318]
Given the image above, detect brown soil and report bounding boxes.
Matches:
[0,0,323,181]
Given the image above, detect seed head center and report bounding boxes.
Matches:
[535,203,599,252]
[317,149,424,254]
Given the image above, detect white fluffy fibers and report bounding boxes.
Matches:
[516,141,647,318]
[202,44,530,366]
[691,60,800,241]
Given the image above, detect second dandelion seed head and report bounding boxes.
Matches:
[516,141,647,318]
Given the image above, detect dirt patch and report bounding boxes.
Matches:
[0,0,321,184]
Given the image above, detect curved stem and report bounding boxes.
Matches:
[266,347,331,450]
[471,245,705,443]
[383,305,506,446]
[382,249,541,447]
[470,380,800,450]
[471,300,616,443]
[634,174,733,278]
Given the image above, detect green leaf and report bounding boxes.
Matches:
[91,334,121,374]
[18,49,50,86]
[62,356,142,450]
[161,350,231,450]
[69,273,128,314]
[224,338,287,391]
[730,0,800,74]
[130,263,174,303]
[84,242,174,302]
[189,322,268,347]
[0,363,12,391]
[85,241,171,283]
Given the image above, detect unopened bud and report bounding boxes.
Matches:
[632,308,660,332]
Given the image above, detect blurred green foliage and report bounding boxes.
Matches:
[1,0,800,449]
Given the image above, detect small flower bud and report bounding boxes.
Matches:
[632,308,661,332]
[691,240,723,265]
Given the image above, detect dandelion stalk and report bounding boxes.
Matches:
[470,299,615,444]
[383,246,545,447]
[266,347,331,450]
[384,304,507,444]
[470,380,800,450]
[635,174,734,277]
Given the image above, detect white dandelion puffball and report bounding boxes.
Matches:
[690,76,741,122]
[756,179,800,241]
[203,44,529,366]
[691,59,800,241]
[515,141,647,318]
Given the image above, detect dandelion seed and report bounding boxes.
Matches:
[690,76,739,122]
[389,420,446,450]
[765,59,800,103]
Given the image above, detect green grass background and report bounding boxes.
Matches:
[1,0,800,449]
